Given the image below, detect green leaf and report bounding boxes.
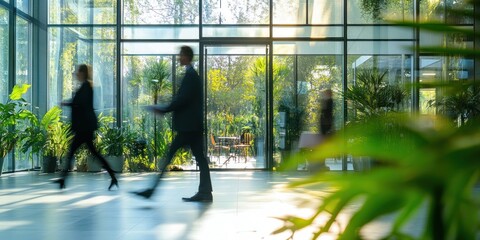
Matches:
[40,106,62,129]
[340,193,405,240]
[9,84,31,100]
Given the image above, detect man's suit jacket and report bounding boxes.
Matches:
[163,65,203,132]
[67,81,98,133]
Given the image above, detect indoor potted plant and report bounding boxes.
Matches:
[22,106,72,173]
[99,126,127,172]
[0,84,34,175]
[42,109,72,173]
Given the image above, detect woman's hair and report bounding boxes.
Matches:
[77,64,93,86]
[77,64,93,80]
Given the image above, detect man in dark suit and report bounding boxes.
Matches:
[132,46,213,202]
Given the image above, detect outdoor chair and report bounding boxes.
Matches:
[233,132,254,163]
[209,134,230,164]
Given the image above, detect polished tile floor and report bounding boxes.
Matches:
[0,171,427,240]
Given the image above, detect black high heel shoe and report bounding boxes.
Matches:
[108,178,118,191]
[53,179,65,189]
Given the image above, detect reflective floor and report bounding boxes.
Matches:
[0,171,427,240]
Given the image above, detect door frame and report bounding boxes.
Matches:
[200,41,274,170]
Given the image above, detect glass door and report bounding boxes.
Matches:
[204,44,268,169]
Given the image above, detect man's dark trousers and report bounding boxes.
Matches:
[153,131,212,193]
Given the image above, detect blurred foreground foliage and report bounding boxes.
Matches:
[275,114,479,239]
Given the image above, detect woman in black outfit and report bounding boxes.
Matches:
[55,64,118,190]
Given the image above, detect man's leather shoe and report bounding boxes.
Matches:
[182,192,213,202]
[130,188,154,199]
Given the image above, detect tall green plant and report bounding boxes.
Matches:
[428,80,480,126]
[345,68,407,121]
[0,84,34,158]
[143,59,171,104]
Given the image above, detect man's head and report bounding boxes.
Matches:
[179,46,194,66]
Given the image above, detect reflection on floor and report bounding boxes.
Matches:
[0,171,426,240]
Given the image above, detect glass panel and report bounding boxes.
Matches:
[122,55,175,172]
[48,27,117,117]
[0,7,8,173]
[121,43,197,172]
[273,42,344,171]
[17,0,30,14]
[419,56,442,115]
[122,26,199,40]
[274,41,343,55]
[203,0,269,24]
[309,0,343,24]
[48,0,116,24]
[0,8,8,104]
[15,17,31,99]
[15,17,31,170]
[348,41,414,55]
[419,54,474,125]
[347,48,413,171]
[123,42,199,55]
[202,25,269,38]
[347,54,413,121]
[273,26,343,38]
[420,0,473,24]
[347,0,414,24]
[445,0,473,24]
[419,88,436,115]
[348,26,414,40]
[123,0,199,24]
[273,0,307,24]
[205,45,267,169]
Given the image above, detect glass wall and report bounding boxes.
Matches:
[124,0,199,24]
[0,0,465,173]
[48,0,116,24]
[16,0,29,13]
[0,0,40,173]
[14,15,32,170]
[205,45,268,169]
[418,0,474,124]
[48,27,116,114]
[121,42,190,171]
[273,41,344,170]
[0,6,9,173]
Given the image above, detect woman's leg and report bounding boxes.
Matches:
[84,132,116,179]
[61,133,85,179]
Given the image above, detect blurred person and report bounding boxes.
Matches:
[54,64,118,190]
[320,89,333,136]
[131,46,213,202]
[308,88,333,172]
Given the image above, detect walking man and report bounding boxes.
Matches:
[132,46,213,202]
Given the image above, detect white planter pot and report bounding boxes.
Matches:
[106,155,125,173]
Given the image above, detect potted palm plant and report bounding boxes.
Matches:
[344,68,408,170]
[98,126,127,172]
